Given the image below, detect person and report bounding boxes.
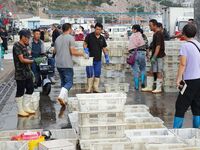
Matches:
[13,29,45,117]
[29,29,45,88]
[84,23,110,93]
[142,19,165,94]
[0,27,8,54]
[40,28,45,41]
[0,37,3,71]
[52,24,61,45]
[55,23,86,106]
[157,22,170,41]
[75,26,85,41]
[173,24,200,128]
[128,25,146,90]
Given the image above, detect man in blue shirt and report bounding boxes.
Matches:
[29,29,45,88]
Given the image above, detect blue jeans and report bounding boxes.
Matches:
[57,68,74,91]
[86,61,102,78]
[48,57,55,77]
[131,51,146,78]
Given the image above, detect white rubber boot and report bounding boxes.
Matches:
[141,76,154,92]
[93,78,101,93]
[152,79,163,94]
[23,94,36,114]
[31,92,40,111]
[16,97,29,117]
[86,78,94,93]
[57,87,68,106]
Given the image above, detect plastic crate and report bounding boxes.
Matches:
[101,77,126,83]
[67,97,79,112]
[125,122,165,130]
[170,128,200,146]
[68,112,79,134]
[171,147,200,150]
[125,112,153,118]
[79,111,124,125]
[145,143,187,150]
[79,124,125,139]
[77,93,127,112]
[0,141,28,150]
[73,57,93,66]
[103,70,125,78]
[50,129,78,146]
[125,129,173,138]
[125,105,149,113]
[39,140,75,150]
[80,138,129,150]
[104,83,130,93]
[90,142,141,150]
[103,64,125,71]
[125,117,163,124]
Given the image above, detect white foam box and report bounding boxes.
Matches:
[79,124,125,139]
[77,93,127,112]
[0,141,28,150]
[79,111,124,126]
[39,140,75,150]
[80,138,129,150]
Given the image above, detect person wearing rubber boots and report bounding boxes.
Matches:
[13,30,45,117]
[29,29,45,88]
[55,23,86,107]
[84,23,110,93]
[142,19,165,94]
[173,24,200,128]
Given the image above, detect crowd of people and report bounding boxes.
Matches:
[12,19,200,128]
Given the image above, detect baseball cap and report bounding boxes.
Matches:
[18,29,31,38]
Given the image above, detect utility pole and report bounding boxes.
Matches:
[194,0,200,41]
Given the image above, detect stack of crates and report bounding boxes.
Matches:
[77,93,128,150]
[102,41,129,92]
[163,41,184,92]
[124,105,165,129]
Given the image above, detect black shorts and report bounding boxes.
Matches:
[175,78,200,117]
[16,79,34,97]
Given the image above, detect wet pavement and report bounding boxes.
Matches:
[0,72,193,131]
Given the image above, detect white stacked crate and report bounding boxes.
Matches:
[163,41,184,92]
[77,93,127,150]
[73,66,87,84]
[124,105,165,129]
[102,41,129,92]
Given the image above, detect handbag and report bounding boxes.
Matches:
[127,49,137,65]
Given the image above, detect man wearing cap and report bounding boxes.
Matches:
[13,30,45,117]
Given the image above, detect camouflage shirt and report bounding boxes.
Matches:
[13,42,33,80]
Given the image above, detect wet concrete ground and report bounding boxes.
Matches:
[0,72,193,131]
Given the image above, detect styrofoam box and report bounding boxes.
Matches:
[124,105,149,113]
[104,83,130,93]
[0,141,28,150]
[90,142,144,150]
[68,112,79,134]
[73,57,93,66]
[80,138,129,150]
[79,111,124,125]
[145,143,188,150]
[79,124,125,139]
[125,129,174,138]
[39,140,75,150]
[77,93,127,112]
